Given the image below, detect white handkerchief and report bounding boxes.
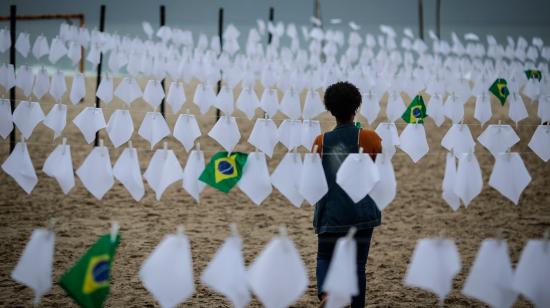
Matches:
[236,87,259,120]
[442,152,460,211]
[32,35,49,59]
[182,150,206,202]
[238,151,272,205]
[369,153,396,211]
[443,94,465,123]
[86,44,100,66]
[143,80,165,109]
[70,73,86,105]
[247,235,308,308]
[208,116,241,152]
[48,37,67,64]
[259,88,279,118]
[72,107,106,144]
[441,124,476,155]
[76,145,114,200]
[522,79,541,101]
[67,42,81,66]
[144,148,184,200]
[301,120,321,150]
[173,114,201,152]
[489,153,531,205]
[323,236,358,308]
[399,124,429,163]
[375,122,400,158]
[43,104,67,138]
[404,238,461,304]
[12,101,45,139]
[106,109,134,148]
[15,65,34,97]
[0,99,14,139]
[360,91,382,125]
[427,94,445,127]
[0,63,15,91]
[166,81,186,113]
[454,152,483,207]
[113,147,145,201]
[43,143,75,194]
[528,125,550,162]
[462,239,517,308]
[15,32,30,58]
[49,71,67,102]
[193,83,216,114]
[11,228,54,305]
[474,94,492,125]
[512,240,550,308]
[386,92,406,122]
[114,77,142,106]
[96,76,113,103]
[298,153,328,205]
[271,152,304,208]
[201,235,251,308]
[138,112,170,149]
[478,125,520,157]
[248,118,278,158]
[303,89,324,119]
[508,93,528,124]
[336,152,380,203]
[32,68,49,99]
[0,28,10,53]
[538,95,550,122]
[278,119,303,151]
[140,232,194,308]
[214,85,235,115]
[280,88,302,120]
[1,142,37,194]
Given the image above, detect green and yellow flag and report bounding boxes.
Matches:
[525,69,542,81]
[199,151,248,193]
[489,78,509,106]
[59,234,120,308]
[401,95,427,124]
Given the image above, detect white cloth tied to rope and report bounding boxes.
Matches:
[113,146,145,202]
[75,145,114,200]
[43,143,75,194]
[1,142,38,194]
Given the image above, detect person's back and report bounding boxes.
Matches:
[312,81,382,308]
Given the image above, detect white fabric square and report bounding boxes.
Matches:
[271,152,304,208]
[208,116,241,152]
[336,153,380,203]
[76,146,114,200]
[12,101,45,139]
[1,142,38,194]
[72,107,106,144]
[248,118,278,158]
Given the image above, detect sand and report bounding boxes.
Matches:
[0,78,548,307]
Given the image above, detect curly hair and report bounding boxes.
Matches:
[323,81,362,122]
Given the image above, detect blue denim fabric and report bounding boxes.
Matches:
[313,123,381,234]
[316,228,374,308]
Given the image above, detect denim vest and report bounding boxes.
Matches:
[313,123,382,234]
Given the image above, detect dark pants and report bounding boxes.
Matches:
[316,228,374,308]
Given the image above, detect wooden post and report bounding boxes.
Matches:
[9,5,16,153]
[159,5,166,118]
[418,0,424,40]
[436,0,441,39]
[267,7,274,44]
[94,5,106,146]
[215,7,224,120]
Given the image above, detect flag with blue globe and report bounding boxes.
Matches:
[401,95,427,124]
[199,151,248,193]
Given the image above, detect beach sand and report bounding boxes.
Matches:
[0,78,548,307]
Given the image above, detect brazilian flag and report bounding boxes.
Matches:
[525,69,542,81]
[59,234,120,308]
[401,95,427,124]
[489,78,510,106]
[199,151,248,193]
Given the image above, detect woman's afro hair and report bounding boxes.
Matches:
[323,81,362,121]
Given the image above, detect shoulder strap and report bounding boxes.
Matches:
[357,128,362,152]
[320,133,324,155]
